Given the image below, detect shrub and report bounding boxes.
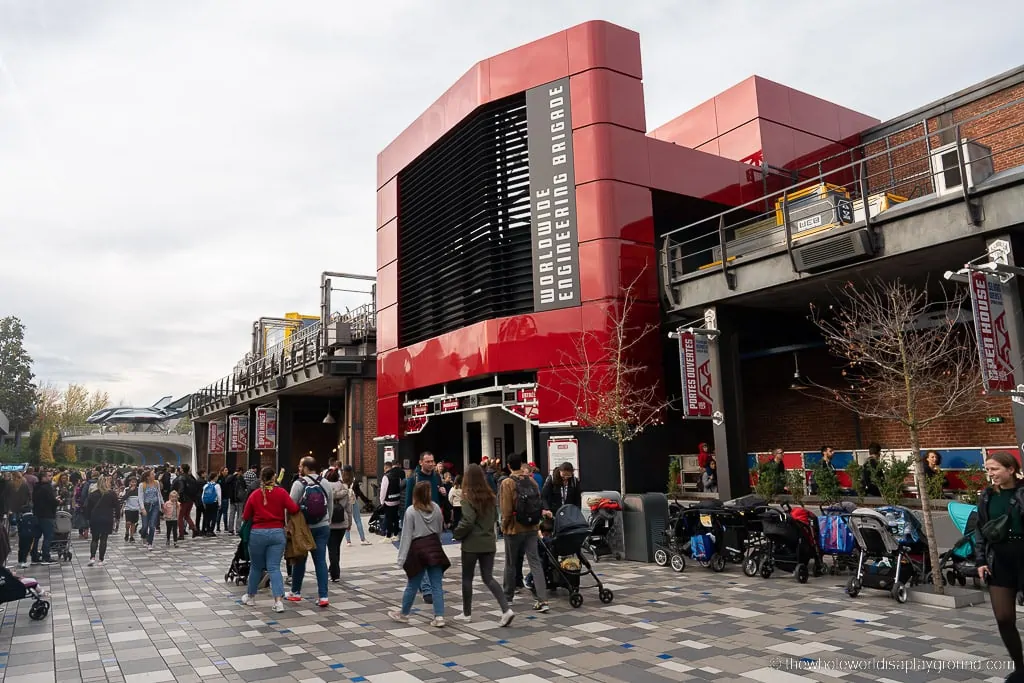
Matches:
[667,457,682,497]
[874,456,911,506]
[813,461,842,505]
[755,460,781,503]
[925,471,946,502]
[959,464,988,505]
[787,469,806,505]
[845,459,867,504]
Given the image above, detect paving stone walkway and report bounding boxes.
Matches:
[0,532,1015,683]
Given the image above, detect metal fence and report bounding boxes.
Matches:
[190,302,376,416]
[661,96,1024,296]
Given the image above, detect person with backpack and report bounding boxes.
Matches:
[200,473,221,537]
[174,464,201,539]
[404,452,446,604]
[324,468,351,583]
[498,453,550,613]
[379,461,403,543]
[286,456,333,607]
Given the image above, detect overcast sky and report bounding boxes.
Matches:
[1,0,1021,407]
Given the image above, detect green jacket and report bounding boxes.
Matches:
[453,498,497,554]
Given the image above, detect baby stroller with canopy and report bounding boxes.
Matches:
[367,505,385,536]
[224,537,250,586]
[528,505,614,608]
[0,565,50,620]
[845,506,928,603]
[582,498,620,562]
[940,500,979,588]
[747,503,824,583]
[817,501,857,575]
[51,509,74,563]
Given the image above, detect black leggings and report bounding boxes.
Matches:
[166,521,178,543]
[991,585,1024,670]
[90,533,109,561]
[461,551,509,617]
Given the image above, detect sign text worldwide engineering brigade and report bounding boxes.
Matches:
[527,77,581,312]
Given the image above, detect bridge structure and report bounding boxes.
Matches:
[61,425,194,467]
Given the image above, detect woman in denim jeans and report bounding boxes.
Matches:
[138,470,164,550]
[242,467,299,613]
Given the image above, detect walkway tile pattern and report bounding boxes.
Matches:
[0,536,1013,683]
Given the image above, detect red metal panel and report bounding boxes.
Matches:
[695,138,721,157]
[569,68,646,132]
[376,262,398,310]
[758,120,796,170]
[573,124,651,187]
[377,218,397,271]
[649,98,718,149]
[788,89,842,142]
[575,180,654,244]
[377,178,397,228]
[444,61,491,136]
[566,20,642,79]
[647,138,746,207]
[750,76,793,129]
[578,239,659,304]
[715,120,763,164]
[377,305,398,355]
[376,394,401,438]
[714,76,759,136]
[488,30,569,101]
[839,107,879,140]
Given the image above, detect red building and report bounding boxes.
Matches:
[374,20,885,491]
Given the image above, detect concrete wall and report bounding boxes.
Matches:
[460,408,527,470]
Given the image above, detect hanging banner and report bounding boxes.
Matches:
[969,271,1015,392]
[228,414,249,453]
[679,331,713,418]
[208,421,226,455]
[255,407,277,450]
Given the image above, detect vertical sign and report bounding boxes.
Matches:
[383,445,395,464]
[679,331,713,417]
[255,407,277,450]
[969,271,1015,392]
[527,77,580,312]
[208,421,226,455]
[547,437,580,479]
[493,437,503,461]
[229,414,249,453]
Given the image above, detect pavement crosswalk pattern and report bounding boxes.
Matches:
[0,531,1014,683]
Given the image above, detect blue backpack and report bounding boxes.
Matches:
[202,483,218,505]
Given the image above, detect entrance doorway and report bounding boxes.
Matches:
[411,412,464,471]
[466,422,482,465]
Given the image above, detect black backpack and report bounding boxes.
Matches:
[513,475,543,527]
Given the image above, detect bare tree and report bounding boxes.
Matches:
[810,279,985,595]
[552,271,670,494]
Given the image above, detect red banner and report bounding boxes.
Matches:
[969,271,1015,392]
[679,331,713,417]
[255,407,277,450]
[208,421,226,455]
[228,415,249,453]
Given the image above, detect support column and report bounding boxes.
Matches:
[991,235,1024,452]
[276,397,292,475]
[706,305,749,500]
[525,420,535,467]
[246,405,259,470]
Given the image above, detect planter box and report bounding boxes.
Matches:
[907,586,986,609]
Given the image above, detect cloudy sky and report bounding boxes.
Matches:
[1,0,1021,406]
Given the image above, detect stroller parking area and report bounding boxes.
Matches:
[0,536,1014,683]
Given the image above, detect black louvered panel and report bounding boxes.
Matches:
[398,93,533,348]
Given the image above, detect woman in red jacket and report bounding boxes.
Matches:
[242,467,299,612]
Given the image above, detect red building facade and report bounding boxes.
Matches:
[375,20,879,488]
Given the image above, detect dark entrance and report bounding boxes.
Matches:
[466,422,483,466]
[411,413,464,471]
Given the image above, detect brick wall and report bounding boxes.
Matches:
[358,379,377,476]
[742,348,1016,452]
[864,81,1024,200]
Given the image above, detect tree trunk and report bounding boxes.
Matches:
[618,439,626,495]
[912,429,944,595]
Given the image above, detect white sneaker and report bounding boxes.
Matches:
[499,609,515,627]
[430,616,446,628]
[87,558,95,567]
[18,562,27,569]
[453,613,472,623]
[241,594,255,607]
[360,540,372,546]
[388,610,409,623]
[272,600,284,613]
[97,561,104,568]
[284,591,301,602]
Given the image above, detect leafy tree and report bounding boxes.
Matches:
[845,460,867,505]
[873,455,911,507]
[173,415,193,435]
[553,272,669,493]
[959,464,988,505]
[754,460,782,503]
[813,461,842,505]
[27,429,42,465]
[810,279,983,594]
[925,471,946,502]
[787,469,806,505]
[0,317,37,439]
[667,457,682,497]
[40,429,57,464]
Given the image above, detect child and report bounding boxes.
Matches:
[162,491,180,547]
[448,476,463,529]
[122,478,140,543]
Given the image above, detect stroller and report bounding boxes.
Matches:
[528,505,614,608]
[940,501,979,588]
[654,500,689,571]
[0,565,50,620]
[51,510,74,563]
[845,506,928,603]
[817,502,858,575]
[582,498,620,562]
[748,503,824,583]
[224,537,251,586]
[367,505,384,536]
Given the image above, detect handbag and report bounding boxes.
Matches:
[981,514,1012,544]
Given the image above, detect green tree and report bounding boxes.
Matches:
[667,457,682,497]
[0,317,37,440]
[813,461,842,505]
[810,279,983,594]
[845,460,867,504]
[787,469,806,505]
[873,455,912,507]
[959,464,987,505]
[173,415,193,435]
[754,460,782,503]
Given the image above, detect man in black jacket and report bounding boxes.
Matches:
[31,472,58,565]
[174,464,201,539]
[541,462,582,514]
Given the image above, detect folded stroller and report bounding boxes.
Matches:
[528,505,614,608]
[224,537,250,586]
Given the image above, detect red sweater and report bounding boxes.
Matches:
[243,485,299,529]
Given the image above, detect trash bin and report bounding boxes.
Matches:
[581,490,625,561]
[624,493,669,563]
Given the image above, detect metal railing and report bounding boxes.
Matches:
[190,302,376,416]
[61,424,179,437]
[661,95,1024,297]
